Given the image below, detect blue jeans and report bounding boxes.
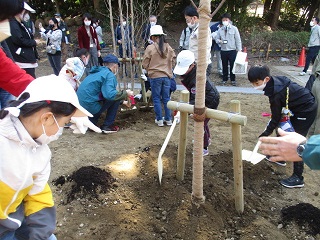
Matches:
[149,77,171,121]
[89,100,121,127]
[0,88,15,109]
[47,51,61,76]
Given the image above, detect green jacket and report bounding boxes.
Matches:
[303,134,320,170]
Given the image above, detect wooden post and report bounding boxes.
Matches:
[176,90,190,181]
[137,53,147,103]
[167,101,247,126]
[107,0,116,55]
[230,100,244,214]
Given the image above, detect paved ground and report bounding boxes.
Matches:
[273,65,312,86]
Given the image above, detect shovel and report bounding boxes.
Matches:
[158,112,180,184]
[242,141,265,165]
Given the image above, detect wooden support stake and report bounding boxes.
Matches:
[167,101,247,126]
[137,53,147,103]
[230,100,244,214]
[266,43,271,60]
[176,90,190,181]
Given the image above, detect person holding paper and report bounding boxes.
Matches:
[216,13,242,86]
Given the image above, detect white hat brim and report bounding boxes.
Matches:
[24,2,36,13]
[173,65,189,76]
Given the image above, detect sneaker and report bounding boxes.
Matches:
[265,155,286,166]
[164,120,172,126]
[203,148,209,156]
[155,119,164,127]
[221,80,227,85]
[299,71,306,76]
[101,125,120,134]
[134,94,142,100]
[231,81,237,86]
[279,174,304,188]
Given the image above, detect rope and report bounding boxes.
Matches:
[193,107,206,122]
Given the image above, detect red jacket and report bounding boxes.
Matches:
[0,48,33,96]
[77,26,101,51]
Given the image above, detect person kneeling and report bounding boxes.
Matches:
[77,54,133,133]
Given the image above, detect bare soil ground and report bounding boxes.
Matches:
[32,24,320,240]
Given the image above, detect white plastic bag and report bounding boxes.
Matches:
[235,51,247,65]
[232,62,248,75]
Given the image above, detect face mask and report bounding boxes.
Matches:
[35,115,63,145]
[23,13,30,22]
[93,23,97,28]
[0,19,11,42]
[84,20,91,26]
[49,24,54,29]
[254,81,267,91]
[222,20,229,27]
[56,17,61,23]
[150,22,156,27]
[187,22,196,29]
[310,21,315,27]
[122,21,126,27]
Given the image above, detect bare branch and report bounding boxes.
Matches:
[190,0,198,9]
[210,0,227,18]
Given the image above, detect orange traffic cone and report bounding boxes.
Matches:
[297,47,306,67]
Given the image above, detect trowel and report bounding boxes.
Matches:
[242,141,266,165]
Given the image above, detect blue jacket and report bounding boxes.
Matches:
[76,66,127,114]
[303,135,320,170]
[210,22,221,51]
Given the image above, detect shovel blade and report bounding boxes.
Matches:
[242,149,265,165]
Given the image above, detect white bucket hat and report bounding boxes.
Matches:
[150,25,166,36]
[24,2,36,13]
[173,50,195,75]
[7,75,92,117]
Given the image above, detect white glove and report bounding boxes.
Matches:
[141,74,148,81]
[142,69,147,75]
[70,117,102,134]
[174,111,180,124]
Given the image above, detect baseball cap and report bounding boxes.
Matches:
[24,2,36,13]
[173,50,195,75]
[15,75,92,117]
[103,54,119,64]
[150,25,166,36]
[54,13,61,17]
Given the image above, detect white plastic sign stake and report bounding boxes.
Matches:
[158,112,180,184]
[242,141,265,165]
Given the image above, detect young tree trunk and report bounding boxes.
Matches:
[270,0,283,30]
[107,0,116,54]
[53,0,60,14]
[191,0,211,207]
[263,0,272,16]
[93,0,100,10]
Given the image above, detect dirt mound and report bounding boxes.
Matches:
[281,203,320,235]
[52,166,115,203]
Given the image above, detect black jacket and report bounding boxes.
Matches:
[181,66,220,110]
[6,18,38,64]
[261,76,316,136]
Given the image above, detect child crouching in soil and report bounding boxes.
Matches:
[248,65,317,188]
[173,50,220,156]
[0,75,93,239]
[59,48,90,91]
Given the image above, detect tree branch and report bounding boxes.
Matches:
[190,0,198,10]
[210,0,227,18]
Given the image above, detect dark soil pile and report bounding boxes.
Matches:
[281,203,320,235]
[53,166,115,203]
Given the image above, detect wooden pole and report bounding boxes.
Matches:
[230,100,244,214]
[137,52,147,103]
[107,0,116,55]
[130,0,136,90]
[176,90,190,181]
[118,0,127,89]
[167,101,247,126]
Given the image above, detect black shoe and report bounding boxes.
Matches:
[265,156,286,166]
[279,174,304,188]
[221,80,227,85]
[231,81,237,86]
[101,125,120,134]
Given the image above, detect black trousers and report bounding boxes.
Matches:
[303,46,320,73]
[221,50,237,82]
[291,107,317,178]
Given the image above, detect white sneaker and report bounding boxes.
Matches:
[299,71,306,76]
[155,119,164,127]
[164,120,172,126]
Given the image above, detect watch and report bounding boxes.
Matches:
[297,140,306,158]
